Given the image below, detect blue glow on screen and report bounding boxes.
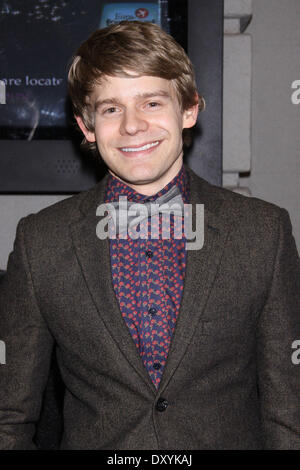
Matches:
[100,3,160,28]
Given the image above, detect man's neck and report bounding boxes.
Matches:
[109,160,183,197]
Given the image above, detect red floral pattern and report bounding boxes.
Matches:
[104,165,190,389]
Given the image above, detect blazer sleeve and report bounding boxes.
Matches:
[256,208,300,449]
[0,216,54,449]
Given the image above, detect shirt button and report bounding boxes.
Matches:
[148,307,157,316]
[153,362,161,370]
[146,249,153,258]
[156,397,168,412]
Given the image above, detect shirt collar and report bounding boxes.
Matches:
[104,163,190,204]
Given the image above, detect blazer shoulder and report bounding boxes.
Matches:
[187,169,289,245]
[189,167,284,220]
[216,183,285,229]
[14,178,108,260]
[19,178,105,231]
[217,184,283,216]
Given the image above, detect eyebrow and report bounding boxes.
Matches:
[94,90,171,111]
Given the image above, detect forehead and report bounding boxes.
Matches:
[90,74,180,106]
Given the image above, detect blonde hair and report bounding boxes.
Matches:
[68,21,204,152]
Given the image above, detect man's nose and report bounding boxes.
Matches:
[119,108,148,135]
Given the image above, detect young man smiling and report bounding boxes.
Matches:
[0,21,299,450]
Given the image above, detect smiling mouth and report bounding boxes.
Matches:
[119,140,160,153]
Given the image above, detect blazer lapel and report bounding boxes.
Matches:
[69,173,157,395]
[157,166,232,394]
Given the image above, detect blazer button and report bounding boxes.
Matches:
[156,397,168,412]
[149,307,157,316]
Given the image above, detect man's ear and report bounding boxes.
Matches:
[75,115,96,142]
[182,102,199,129]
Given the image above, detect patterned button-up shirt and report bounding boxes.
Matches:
[104,164,190,389]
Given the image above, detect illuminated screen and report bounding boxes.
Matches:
[0,0,162,140]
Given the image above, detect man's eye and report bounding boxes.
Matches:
[147,102,160,108]
[104,107,118,114]
[103,106,118,114]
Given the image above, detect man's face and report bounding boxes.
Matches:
[76,74,198,195]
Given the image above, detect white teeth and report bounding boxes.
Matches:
[121,141,159,152]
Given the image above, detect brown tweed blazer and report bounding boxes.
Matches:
[0,165,299,449]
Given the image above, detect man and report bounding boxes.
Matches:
[0,21,299,450]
